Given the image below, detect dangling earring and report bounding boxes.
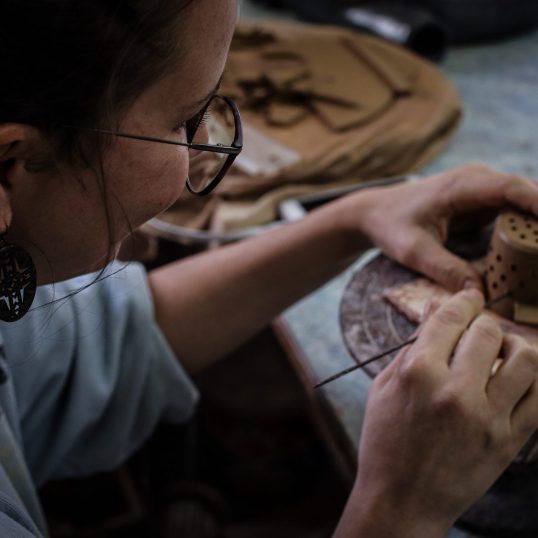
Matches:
[0,236,37,322]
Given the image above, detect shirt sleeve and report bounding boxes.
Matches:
[0,512,40,538]
[0,261,199,487]
[0,464,43,537]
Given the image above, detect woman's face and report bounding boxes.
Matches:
[3,0,238,284]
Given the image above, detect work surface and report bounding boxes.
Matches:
[241,3,538,537]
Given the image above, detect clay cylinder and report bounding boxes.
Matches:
[485,211,538,322]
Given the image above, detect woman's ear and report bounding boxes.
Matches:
[0,124,32,161]
[0,124,34,234]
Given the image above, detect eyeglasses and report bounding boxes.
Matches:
[66,95,243,196]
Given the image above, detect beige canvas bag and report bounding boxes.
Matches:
[157,19,461,233]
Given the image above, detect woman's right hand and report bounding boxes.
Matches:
[335,289,538,538]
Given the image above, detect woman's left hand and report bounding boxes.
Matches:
[350,164,538,291]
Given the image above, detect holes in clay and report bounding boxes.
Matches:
[500,274,507,282]
[511,264,518,272]
[492,282,498,290]
[496,254,502,262]
[520,234,527,240]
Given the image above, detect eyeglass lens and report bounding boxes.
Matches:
[187,96,236,194]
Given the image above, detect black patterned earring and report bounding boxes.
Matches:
[0,236,37,322]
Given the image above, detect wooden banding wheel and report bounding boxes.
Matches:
[339,248,538,537]
[340,253,417,378]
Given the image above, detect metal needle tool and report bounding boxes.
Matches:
[314,290,513,389]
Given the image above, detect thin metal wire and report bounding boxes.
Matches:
[314,290,513,389]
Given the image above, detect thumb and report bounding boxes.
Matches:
[409,235,484,292]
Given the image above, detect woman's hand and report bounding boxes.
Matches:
[350,164,538,291]
[335,289,538,537]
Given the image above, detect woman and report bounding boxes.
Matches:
[1,1,537,536]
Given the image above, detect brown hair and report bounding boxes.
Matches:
[0,0,194,166]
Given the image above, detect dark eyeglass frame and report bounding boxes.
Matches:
[65,95,243,196]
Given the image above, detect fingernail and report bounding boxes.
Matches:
[463,278,479,290]
[463,287,484,301]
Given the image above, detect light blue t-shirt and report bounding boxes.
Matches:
[0,262,199,537]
